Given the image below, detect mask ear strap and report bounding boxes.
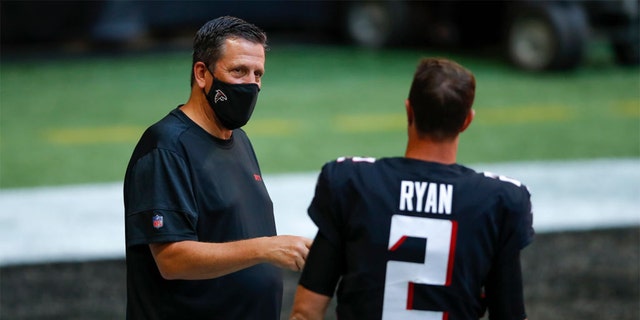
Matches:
[204,63,216,79]
[202,63,217,96]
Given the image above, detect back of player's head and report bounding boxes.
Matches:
[190,16,268,86]
[408,58,476,141]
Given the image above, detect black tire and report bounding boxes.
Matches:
[612,22,640,66]
[344,0,411,48]
[614,42,640,66]
[506,2,589,71]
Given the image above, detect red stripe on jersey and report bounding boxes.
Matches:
[407,282,415,310]
[390,235,408,251]
[445,221,458,286]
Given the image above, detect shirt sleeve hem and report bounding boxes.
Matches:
[126,234,198,248]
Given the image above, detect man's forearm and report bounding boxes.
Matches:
[150,235,311,280]
[290,285,332,320]
[150,239,266,280]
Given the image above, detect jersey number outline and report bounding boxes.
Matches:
[382,215,458,320]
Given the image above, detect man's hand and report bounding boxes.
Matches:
[261,235,313,271]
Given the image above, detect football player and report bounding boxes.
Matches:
[290,58,534,320]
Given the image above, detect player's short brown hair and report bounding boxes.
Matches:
[408,58,476,140]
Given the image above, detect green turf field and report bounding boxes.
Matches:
[1,45,638,188]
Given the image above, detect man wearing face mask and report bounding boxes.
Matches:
[123,16,312,319]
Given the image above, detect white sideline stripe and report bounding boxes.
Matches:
[1,159,638,266]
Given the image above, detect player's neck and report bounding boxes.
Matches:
[404,136,459,165]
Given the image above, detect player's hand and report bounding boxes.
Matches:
[263,235,312,271]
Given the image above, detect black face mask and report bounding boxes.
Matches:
[204,75,260,130]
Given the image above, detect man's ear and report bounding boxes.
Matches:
[193,61,209,89]
[460,109,475,133]
[405,99,414,126]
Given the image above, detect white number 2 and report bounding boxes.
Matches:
[382,215,457,320]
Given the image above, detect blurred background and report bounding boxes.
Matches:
[1,1,639,319]
[2,0,639,70]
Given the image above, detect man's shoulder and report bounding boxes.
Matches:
[142,109,192,146]
[127,109,192,163]
[149,108,189,133]
[334,156,378,166]
[476,170,529,195]
[323,156,378,174]
[469,170,531,209]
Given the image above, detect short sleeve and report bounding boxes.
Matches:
[484,184,532,318]
[299,231,343,296]
[497,185,534,261]
[509,185,534,250]
[307,162,343,246]
[517,187,534,249]
[124,148,198,247]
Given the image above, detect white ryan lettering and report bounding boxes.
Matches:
[399,180,453,214]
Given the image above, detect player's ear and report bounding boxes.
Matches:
[459,109,475,133]
[405,99,414,126]
[193,61,209,90]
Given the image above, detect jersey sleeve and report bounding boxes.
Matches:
[502,185,534,255]
[517,186,534,248]
[484,251,527,320]
[299,231,344,296]
[124,148,198,247]
[307,161,344,246]
[485,184,533,319]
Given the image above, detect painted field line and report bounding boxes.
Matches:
[45,126,145,144]
[0,159,638,266]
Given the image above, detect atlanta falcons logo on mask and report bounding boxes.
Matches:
[214,89,227,103]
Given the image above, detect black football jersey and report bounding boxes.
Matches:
[300,156,534,320]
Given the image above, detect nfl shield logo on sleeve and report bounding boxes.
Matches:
[152,214,164,229]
